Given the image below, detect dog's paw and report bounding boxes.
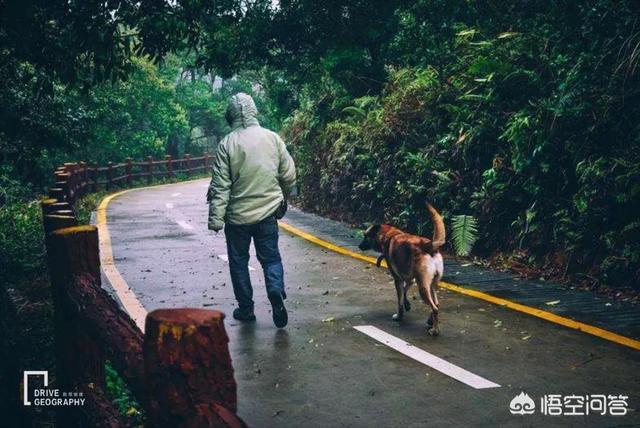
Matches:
[404,300,411,311]
[427,327,440,336]
[392,313,403,322]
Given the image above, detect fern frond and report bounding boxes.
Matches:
[451,215,479,256]
[342,106,366,119]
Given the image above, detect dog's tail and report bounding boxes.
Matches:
[423,203,445,252]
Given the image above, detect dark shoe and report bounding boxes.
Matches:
[233,307,256,322]
[268,291,288,328]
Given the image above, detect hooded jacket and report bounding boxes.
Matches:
[207,93,296,230]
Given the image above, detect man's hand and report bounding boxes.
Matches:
[208,217,224,232]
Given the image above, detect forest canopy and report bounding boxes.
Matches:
[1,0,639,292]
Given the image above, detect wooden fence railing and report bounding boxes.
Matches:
[49,153,212,204]
[40,154,246,428]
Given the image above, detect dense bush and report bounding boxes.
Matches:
[283,1,640,291]
[0,171,45,282]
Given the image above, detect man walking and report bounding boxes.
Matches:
[207,93,296,328]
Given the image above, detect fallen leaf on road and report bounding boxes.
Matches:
[522,335,531,340]
[545,300,561,306]
[322,290,329,295]
[272,410,284,417]
[493,320,502,328]
[322,317,335,323]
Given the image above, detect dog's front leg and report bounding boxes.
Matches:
[392,277,405,321]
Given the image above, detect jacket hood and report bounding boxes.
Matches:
[225,92,260,130]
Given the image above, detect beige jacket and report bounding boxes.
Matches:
[207,93,296,230]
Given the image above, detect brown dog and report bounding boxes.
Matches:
[358,204,446,335]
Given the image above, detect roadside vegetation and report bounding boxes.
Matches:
[1,0,639,423]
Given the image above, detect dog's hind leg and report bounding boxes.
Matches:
[418,271,439,336]
[426,277,440,328]
[403,280,414,312]
[392,276,405,321]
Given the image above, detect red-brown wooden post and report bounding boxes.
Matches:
[126,158,133,187]
[185,153,191,178]
[49,187,65,201]
[92,163,99,192]
[107,162,113,190]
[80,161,88,196]
[43,214,78,235]
[165,155,173,179]
[42,201,73,216]
[46,225,107,426]
[143,309,244,427]
[147,156,153,184]
[54,171,71,202]
[63,163,76,203]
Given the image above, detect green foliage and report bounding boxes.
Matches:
[2,0,639,295]
[280,1,640,291]
[78,56,190,163]
[0,168,45,282]
[451,215,479,257]
[105,361,144,425]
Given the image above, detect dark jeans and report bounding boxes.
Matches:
[224,215,285,312]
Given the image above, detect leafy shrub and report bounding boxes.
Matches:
[283,1,640,291]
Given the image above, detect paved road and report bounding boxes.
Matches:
[103,178,640,427]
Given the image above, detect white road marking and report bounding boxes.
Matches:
[354,325,500,389]
[176,220,194,230]
[218,254,256,271]
[165,202,174,209]
[171,192,182,197]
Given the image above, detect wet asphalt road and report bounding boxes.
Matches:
[104,178,640,427]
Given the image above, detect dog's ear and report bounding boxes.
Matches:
[364,224,381,236]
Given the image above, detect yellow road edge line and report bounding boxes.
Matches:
[95,178,209,333]
[278,220,640,352]
[97,189,148,332]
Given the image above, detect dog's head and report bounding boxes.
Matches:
[358,225,381,251]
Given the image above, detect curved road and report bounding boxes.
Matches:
[102,178,640,427]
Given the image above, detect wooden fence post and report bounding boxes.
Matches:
[204,152,210,171]
[165,155,173,179]
[91,163,99,192]
[43,201,73,215]
[107,162,113,190]
[43,214,78,235]
[63,163,77,203]
[41,198,59,215]
[147,156,153,184]
[126,158,133,187]
[80,161,88,197]
[143,308,244,427]
[46,226,107,426]
[49,187,65,201]
[185,153,191,178]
